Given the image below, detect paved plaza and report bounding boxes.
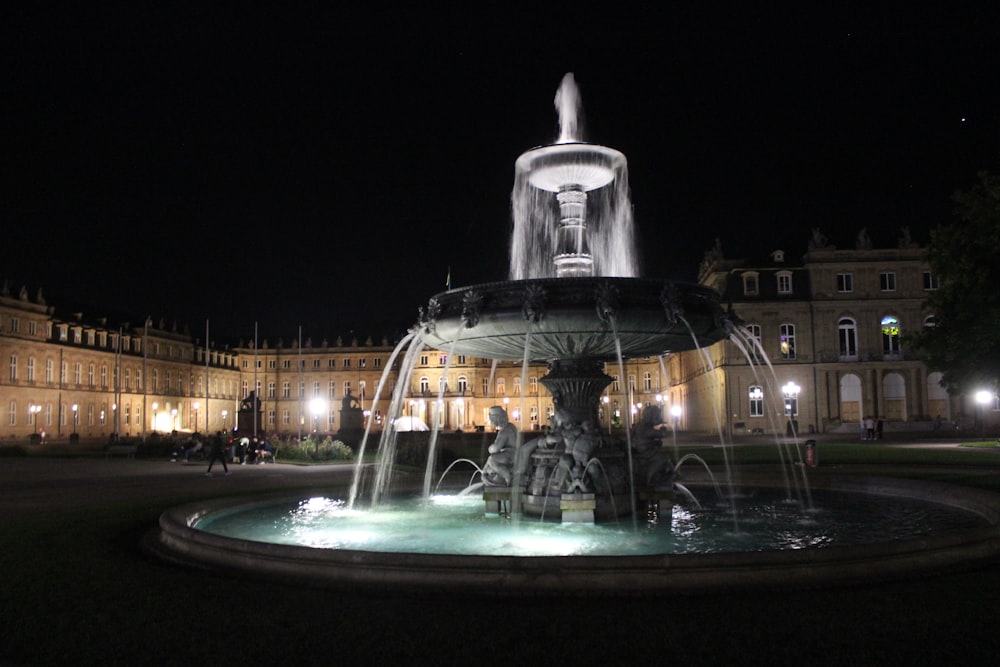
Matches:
[3,442,1000,664]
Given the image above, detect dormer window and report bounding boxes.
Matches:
[742,272,759,296]
[776,271,793,294]
[771,250,785,263]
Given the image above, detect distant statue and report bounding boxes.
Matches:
[240,391,260,412]
[631,405,675,488]
[482,406,517,487]
[856,227,872,250]
[898,225,916,248]
[341,389,361,411]
[808,227,829,250]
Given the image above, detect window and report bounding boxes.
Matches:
[922,271,939,291]
[836,273,854,293]
[27,357,36,383]
[298,382,305,398]
[359,358,366,368]
[74,363,82,385]
[496,378,505,395]
[343,381,351,397]
[420,355,428,365]
[269,360,277,369]
[879,272,896,291]
[749,385,764,417]
[882,315,901,356]
[329,381,336,398]
[282,359,291,369]
[776,271,792,294]
[838,318,858,359]
[420,376,430,394]
[439,354,447,365]
[530,376,538,394]
[457,355,466,365]
[313,381,320,397]
[282,382,290,398]
[268,382,276,398]
[282,409,290,426]
[779,324,796,360]
[101,365,108,388]
[628,375,637,393]
[9,401,16,426]
[88,363,94,386]
[643,371,652,391]
[481,378,489,395]
[612,374,620,392]
[9,355,16,382]
[312,359,320,369]
[373,358,382,369]
[45,359,53,384]
[457,376,468,394]
[742,273,759,296]
[745,324,763,360]
[513,377,521,395]
[342,359,351,369]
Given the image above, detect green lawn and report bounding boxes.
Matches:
[3,446,1000,665]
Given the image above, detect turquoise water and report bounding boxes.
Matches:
[194,488,988,557]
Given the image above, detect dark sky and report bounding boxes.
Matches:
[5,4,999,342]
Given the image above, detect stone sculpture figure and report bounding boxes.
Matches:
[631,405,675,488]
[482,406,518,486]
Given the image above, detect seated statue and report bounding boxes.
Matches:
[631,405,675,488]
[482,406,517,487]
[341,389,361,410]
[240,391,260,412]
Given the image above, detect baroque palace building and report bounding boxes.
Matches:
[1,234,992,443]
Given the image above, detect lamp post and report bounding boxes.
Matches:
[221,409,228,433]
[670,403,682,459]
[602,395,611,434]
[193,401,199,433]
[309,397,326,434]
[71,404,78,436]
[975,390,993,437]
[29,403,41,434]
[782,381,801,438]
[152,402,158,433]
[171,408,178,432]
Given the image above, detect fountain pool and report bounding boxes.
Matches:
[155,475,1000,594]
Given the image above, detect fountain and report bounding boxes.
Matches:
[151,74,1000,595]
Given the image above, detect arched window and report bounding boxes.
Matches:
[419,376,430,394]
[881,315,901,356]
[457,376,468,394]
[838,317,858,360]
[779,323,796,359]
[748,385,764,417]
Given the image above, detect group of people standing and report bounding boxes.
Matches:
[862,415,884,441]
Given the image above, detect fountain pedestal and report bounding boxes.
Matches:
[560,492,596,523]
[483,488,511,517]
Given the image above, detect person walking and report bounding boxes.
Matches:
[206,431,229,476]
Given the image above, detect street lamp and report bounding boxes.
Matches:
[29,403,41,434]
[71,404,78,435]
[602,395,611,434]
[152,402,158,433]
[782,381,801,437]
[975,390,993,437]
[670,403,682,459]
[221,409,228,432]
[193,401,200,433]
[171,408,178,432]
[309,397,326,433]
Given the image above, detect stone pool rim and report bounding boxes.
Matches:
[148,474,1000,596]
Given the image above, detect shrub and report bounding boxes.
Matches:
[274,435,354,462]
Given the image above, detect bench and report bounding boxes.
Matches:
[106,444,138,459]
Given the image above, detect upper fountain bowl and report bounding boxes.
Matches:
[419,277,725,363]
[516,143,625,193]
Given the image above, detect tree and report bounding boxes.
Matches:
[911,171,1000,395]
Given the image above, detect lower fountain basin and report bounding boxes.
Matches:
[150,475,1000,596]
[419,277,724,361]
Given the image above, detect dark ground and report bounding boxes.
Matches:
[2,444,1000,666]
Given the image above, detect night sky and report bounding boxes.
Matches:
[5,4,999,342]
